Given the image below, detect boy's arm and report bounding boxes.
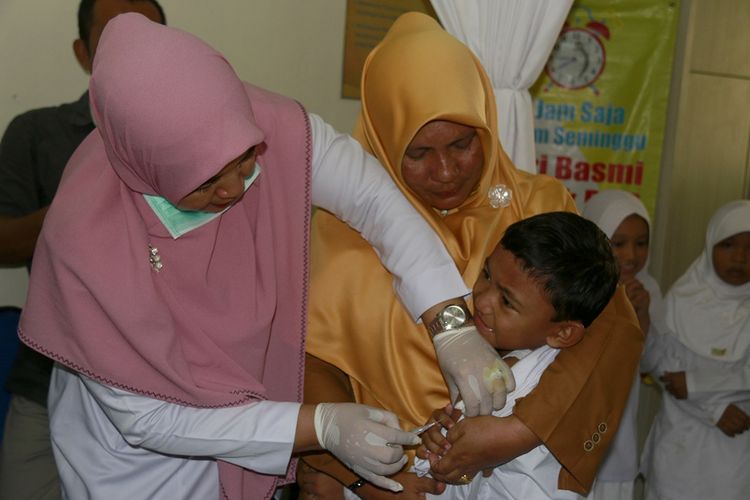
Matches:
[429,414,539,483]
[513,287,643,494]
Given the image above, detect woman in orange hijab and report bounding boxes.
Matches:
[301,12,642,499]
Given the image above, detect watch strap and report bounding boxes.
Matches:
[427,314,444,337]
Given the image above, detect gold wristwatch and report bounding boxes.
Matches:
[427,303,472,336]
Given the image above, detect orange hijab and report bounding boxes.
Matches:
[306,12,574,429]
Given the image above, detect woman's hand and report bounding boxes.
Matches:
[297,461,345,500]
[660,371,687,399]
[716,404,750,437]
[622,277,650,333]
[314,403,420,492]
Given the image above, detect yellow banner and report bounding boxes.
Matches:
[531,0,679,217]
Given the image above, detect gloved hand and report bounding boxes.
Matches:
[432,325,515,417]
[313,402,420,492]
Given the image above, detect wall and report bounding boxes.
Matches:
[0,0,360,306]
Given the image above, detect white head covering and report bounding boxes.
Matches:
[664,200,750,361]
[583,190,663,329]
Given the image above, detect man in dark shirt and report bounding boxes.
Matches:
[0,2,165,498]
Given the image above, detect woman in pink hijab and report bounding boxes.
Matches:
[16,14,511,500]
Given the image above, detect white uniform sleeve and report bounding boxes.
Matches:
[693,391,750,425]
[684,357,750,425]
[686,362,750,393]
[690,369,750,425]
[308,113,469,319]
[80,376,300,475]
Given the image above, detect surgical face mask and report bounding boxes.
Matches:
[144,163,261,239]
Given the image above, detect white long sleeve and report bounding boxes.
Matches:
[49,366,297,499]
[692,386,750,425]
[308,113,469,318]
[79,375,299,474]
[687,362,750,393]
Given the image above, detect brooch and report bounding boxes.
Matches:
[149,244,163,272]
[488,184,512,208]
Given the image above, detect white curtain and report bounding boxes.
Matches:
[430,0,573,173]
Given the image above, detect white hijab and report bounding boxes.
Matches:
[665,200,750,362]
[583,190,663,329]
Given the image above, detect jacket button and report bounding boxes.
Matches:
[592,432,601,444]
[584,440,594,451]
[598,422,608,433]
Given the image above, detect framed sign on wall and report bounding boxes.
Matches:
[342,0,436,99]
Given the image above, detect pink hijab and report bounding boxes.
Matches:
[19,14,311,498]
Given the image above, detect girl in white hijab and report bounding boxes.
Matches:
[640,199,750,500]
[583,190,663,500]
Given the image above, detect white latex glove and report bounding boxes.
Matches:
[432,325,515,417]
[313,402,420,492]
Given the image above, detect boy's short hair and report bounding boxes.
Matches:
[500,211,618,327]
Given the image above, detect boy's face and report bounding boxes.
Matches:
[472,245,564,351]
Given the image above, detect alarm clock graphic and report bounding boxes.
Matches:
[546,19,610,94]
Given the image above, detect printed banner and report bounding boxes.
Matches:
[342,0,436,99]
[531,0,679,217]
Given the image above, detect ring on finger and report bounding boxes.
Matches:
[459,473,472,484]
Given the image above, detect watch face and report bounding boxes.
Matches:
[546,28,605,89]
[441,304,467,328]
